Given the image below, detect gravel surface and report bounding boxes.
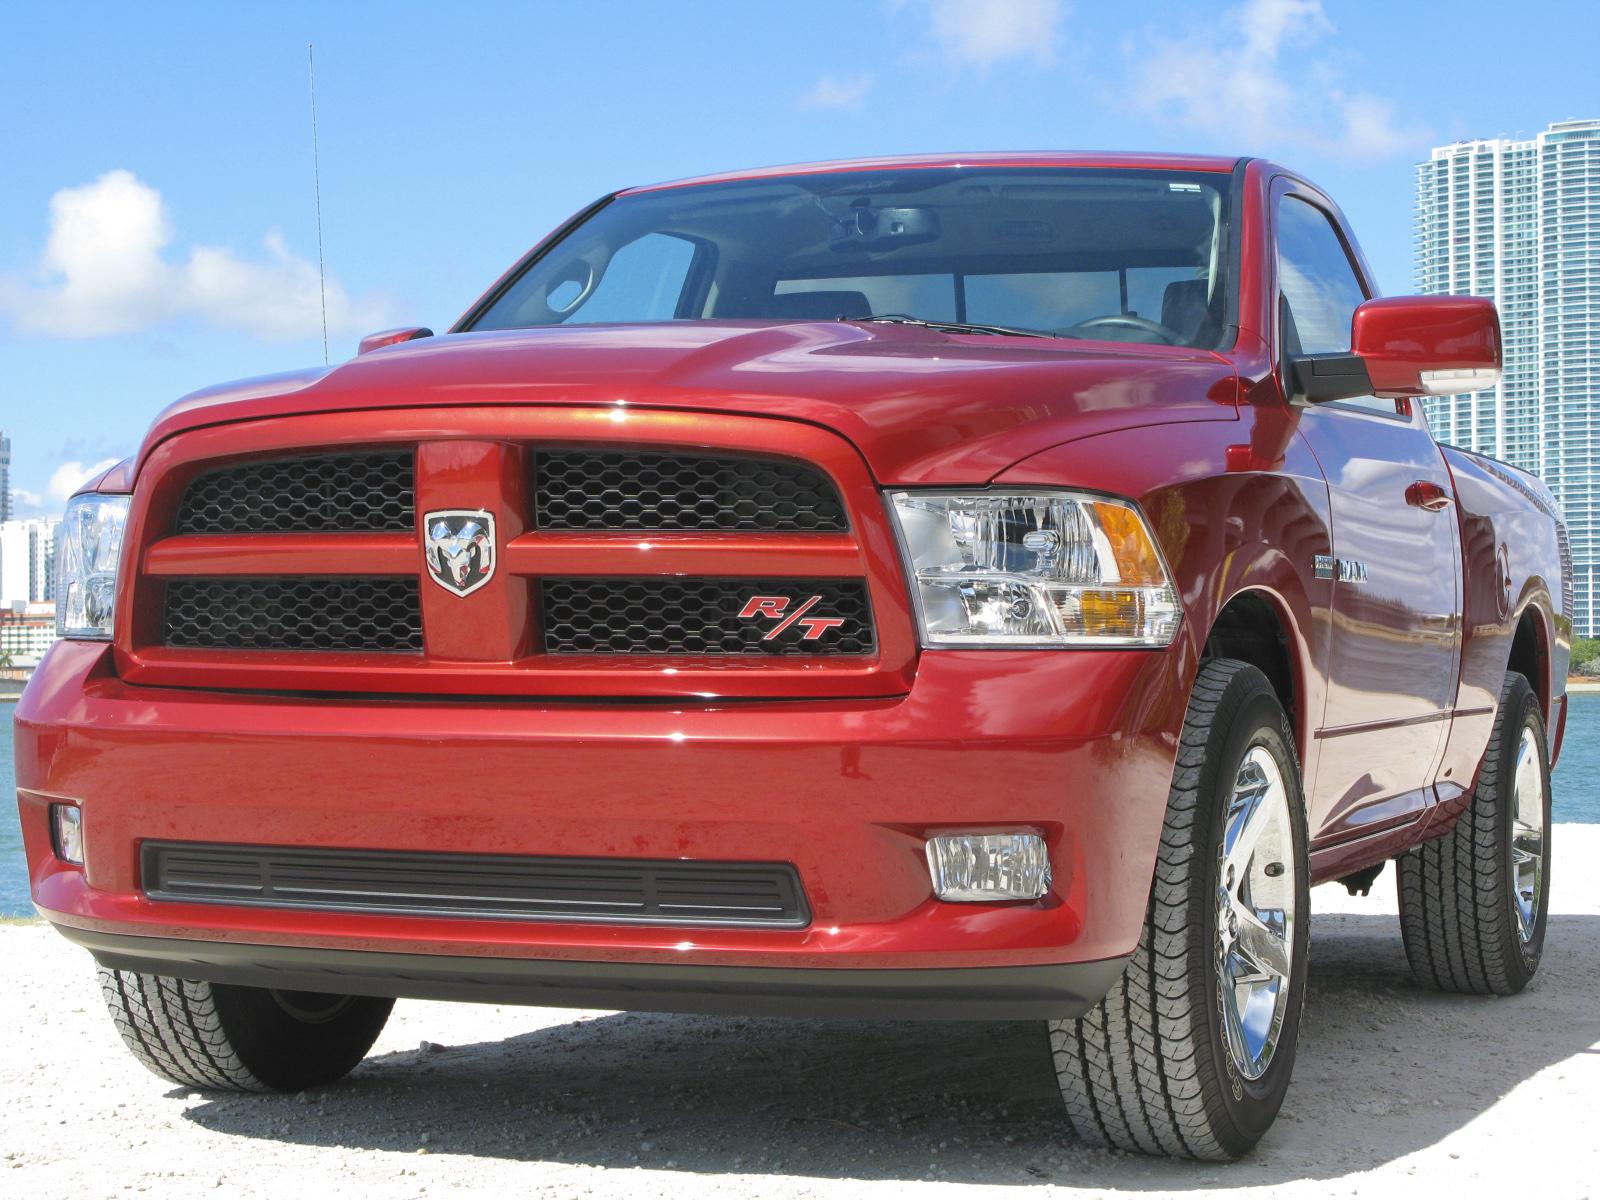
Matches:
[4,825,1598,1199]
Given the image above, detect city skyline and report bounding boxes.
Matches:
[0,429,60,667]
[0,511,59,609]
[1417,120,1600,635]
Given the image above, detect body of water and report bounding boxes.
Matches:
[2,692,1597,917]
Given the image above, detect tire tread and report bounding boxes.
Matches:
[100,967,269,1091]
[1049,659,1301,1161]
[1397,672,1544,997]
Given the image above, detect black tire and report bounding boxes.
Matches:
[99,969,394,1092]
[1397,671,1551,995]
[1048,659,1311,1160]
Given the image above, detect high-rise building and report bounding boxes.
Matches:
[0,518,59,606]
[0,603,57,669]
[0,431,11,523]
[1415,119,1600,635]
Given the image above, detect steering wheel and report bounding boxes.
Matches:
[1064,314,1182,345]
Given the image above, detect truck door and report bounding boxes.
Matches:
[1273,189,1463,844]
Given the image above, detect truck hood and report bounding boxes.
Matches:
[142,321,1238,484]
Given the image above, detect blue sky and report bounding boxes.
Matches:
[2,0,1596,513]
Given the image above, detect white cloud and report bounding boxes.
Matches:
[0,170,390,341]
[10,488,43,512]
[1239,0,1328,54]
[1129,0,1416,161]
[1335,92,1411,160]
[801,74,875,110]
[926,0,1063,69]
[47,458,123,504]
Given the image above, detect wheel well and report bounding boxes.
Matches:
[1506,606,1549,714]
[1202,593,1298,733]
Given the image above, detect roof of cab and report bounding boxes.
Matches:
[623,151,1244,194]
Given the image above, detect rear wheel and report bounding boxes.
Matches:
[1397,671,1551,995]
[99,969,394,1092]
[1048,658,1310,1160]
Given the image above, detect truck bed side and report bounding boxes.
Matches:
[1436,444,1572,788]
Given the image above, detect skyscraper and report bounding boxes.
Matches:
[1415,119,1600,635]
[0,518,59,606]
[0,430,11,523]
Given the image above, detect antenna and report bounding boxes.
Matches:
[307,43,329,365]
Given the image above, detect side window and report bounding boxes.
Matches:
[563,233,697,324]
[1276,196,1400,416]
[1277,197,1364,352]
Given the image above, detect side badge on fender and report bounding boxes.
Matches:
[424,509,496,597]
[1314,554,1368,584]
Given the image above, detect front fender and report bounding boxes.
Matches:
[996,419,1333,758]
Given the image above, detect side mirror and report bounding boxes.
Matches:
[357,326,434,356]
[1290,296,1501,404]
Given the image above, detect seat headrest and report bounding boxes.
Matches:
[1161,279,1211,341]
[767,290,873,320]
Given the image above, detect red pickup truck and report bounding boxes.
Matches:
[15,153,1573,1160]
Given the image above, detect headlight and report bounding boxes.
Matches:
[56,493,130,640]
[887,490,1181,647]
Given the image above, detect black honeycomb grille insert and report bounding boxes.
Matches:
[176,451,415,534]
[163,577,423,652]
[541,577,874,656]
[142,841,810,929]
[534,450,847,532]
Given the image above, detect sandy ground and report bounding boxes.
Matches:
[4,828,1598,1200]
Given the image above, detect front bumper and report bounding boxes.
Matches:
[16,640,1186,1019]
[61,925,1128,1020]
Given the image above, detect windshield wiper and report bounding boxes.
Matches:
[849,313,1061,340]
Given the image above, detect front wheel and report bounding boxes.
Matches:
[1048,658,1310,1160]
[100,969,394,1092]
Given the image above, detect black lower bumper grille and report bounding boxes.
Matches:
[541,577,875,655]
[141,842,811,929]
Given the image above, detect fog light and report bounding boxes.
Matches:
[51,804,84,866]
[926,831,1051,902]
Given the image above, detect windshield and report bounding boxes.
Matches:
[469,167,1234,348]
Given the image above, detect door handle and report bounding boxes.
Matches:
[1406,480,1453,512]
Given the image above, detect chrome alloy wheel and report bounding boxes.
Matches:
[1215,745,1296,1081]
[1510,725,1546,945]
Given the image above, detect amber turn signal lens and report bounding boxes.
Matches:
[1070,589,1148,639]
[1089,502,1168,587]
